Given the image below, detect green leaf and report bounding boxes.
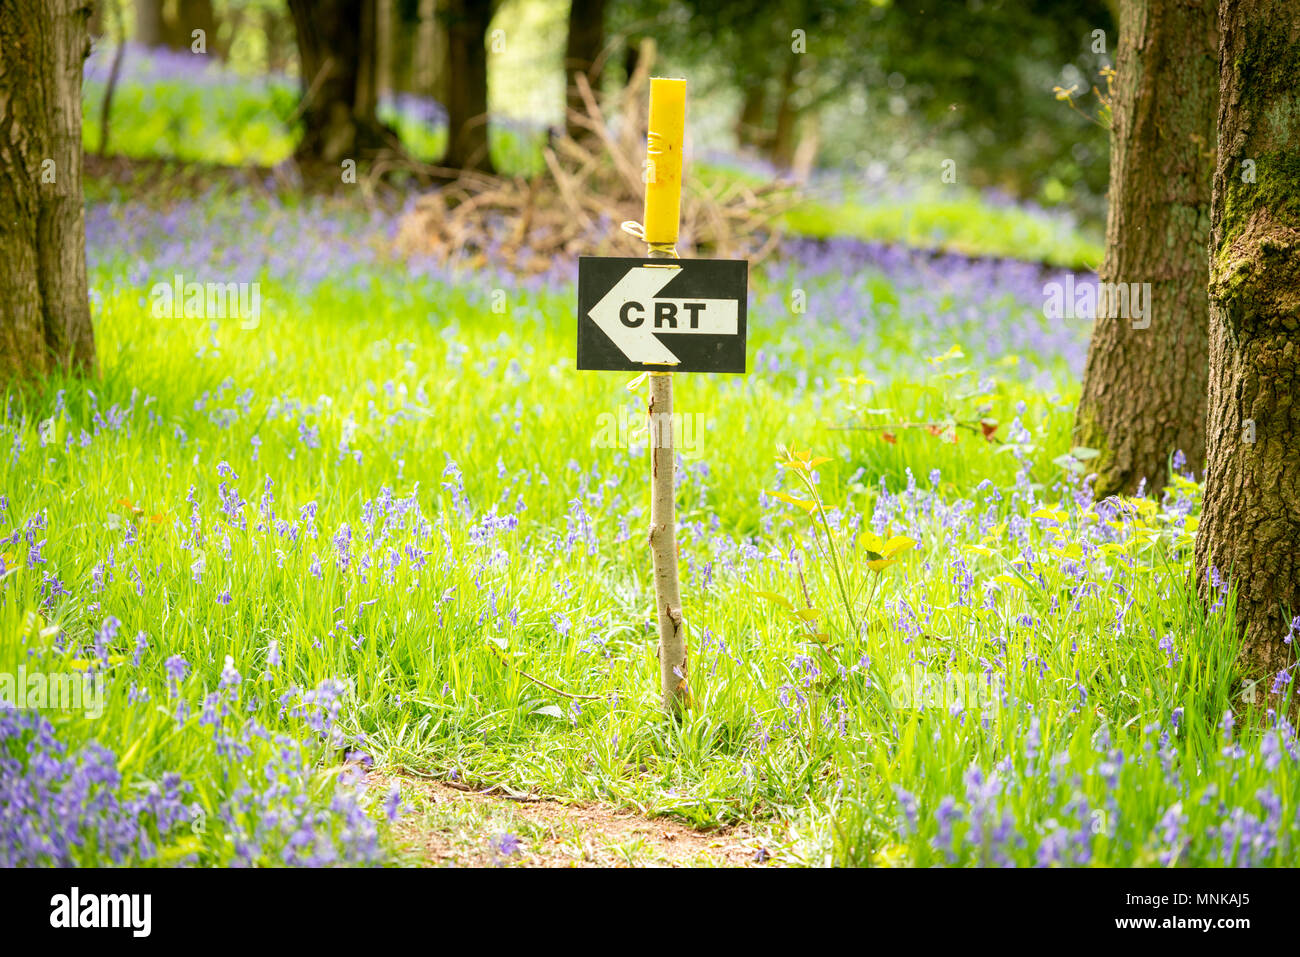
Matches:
[769,490,817,512]
[754,590,795,611]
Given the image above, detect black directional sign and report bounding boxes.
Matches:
[576,257,748,373]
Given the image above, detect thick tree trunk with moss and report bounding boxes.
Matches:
[441,0,494,173]
[0,0,97,383]
[1073,0,1217,497]
[1194,0,1300,709]
[288,0,391,165]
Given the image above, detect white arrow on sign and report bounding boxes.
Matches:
[587,265,740,365]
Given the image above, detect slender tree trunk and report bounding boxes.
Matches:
[414,0,434,96]
[287,0,390,165]
[0,0,97,383]
[161,0,217,52]
[135,0,164,47]
[768,53,800,169]
[440,0,494,173]
[356,0,380,123]
[1194,0,1300,710]
[1073,0,1218,498]
[790,110,820,183]
[264,4,289,73]
[623,37,640,86]
[564,0,604,139]
[649,369,688,714]
[376,0,392,97]
[735,83,766,149]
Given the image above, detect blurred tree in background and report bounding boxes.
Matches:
[564,0,605,139]
[440,0,497,172]
[287,0,394,164]
[611,0,1115,210]
[89,0,1119,209]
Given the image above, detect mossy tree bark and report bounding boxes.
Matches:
[0,0,96,384]
[1073,0,1218,497]
[1194,0,1300,709]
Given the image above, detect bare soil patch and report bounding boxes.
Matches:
[369,771,777,868]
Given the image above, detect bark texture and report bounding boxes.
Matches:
[1194,0,1300,708]
[649,369,688,714]
[0,0,96,383]
[441,0,494,173]
[564,0,605,139]
[288,0,391,165]
[1073,0,1218,497]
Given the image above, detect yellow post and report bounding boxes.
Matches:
[643,77,687,248]
[642,77,690,714]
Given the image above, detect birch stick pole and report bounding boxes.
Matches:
[649,363,686,713]
[643,77,689,714]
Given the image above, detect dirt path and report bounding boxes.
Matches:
[370,771,778,868]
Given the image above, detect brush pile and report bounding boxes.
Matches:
[393,41,798,274]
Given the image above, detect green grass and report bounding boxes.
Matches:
[785,189,1104,271]
[690,163,1105,270]
[2,176,1293,866]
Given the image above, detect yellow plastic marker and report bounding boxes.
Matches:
[643,77,687,247]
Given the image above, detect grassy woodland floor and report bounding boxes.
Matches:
[1,52,1296,869]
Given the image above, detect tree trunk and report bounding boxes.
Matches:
[1072,0,1218,498]
[135,0,164,47]
[288,0,391,165]
[790,110,820,183]
[264,4,290,73]
[735,83,766,149]
[161,0,217,52]
[440,0,494,173]
[564,0,604,139]
[376,0,392,96]
[0,0,97,383]
[768,53,800,169]
[1194,0,1300,710]
[623,37,640,86]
